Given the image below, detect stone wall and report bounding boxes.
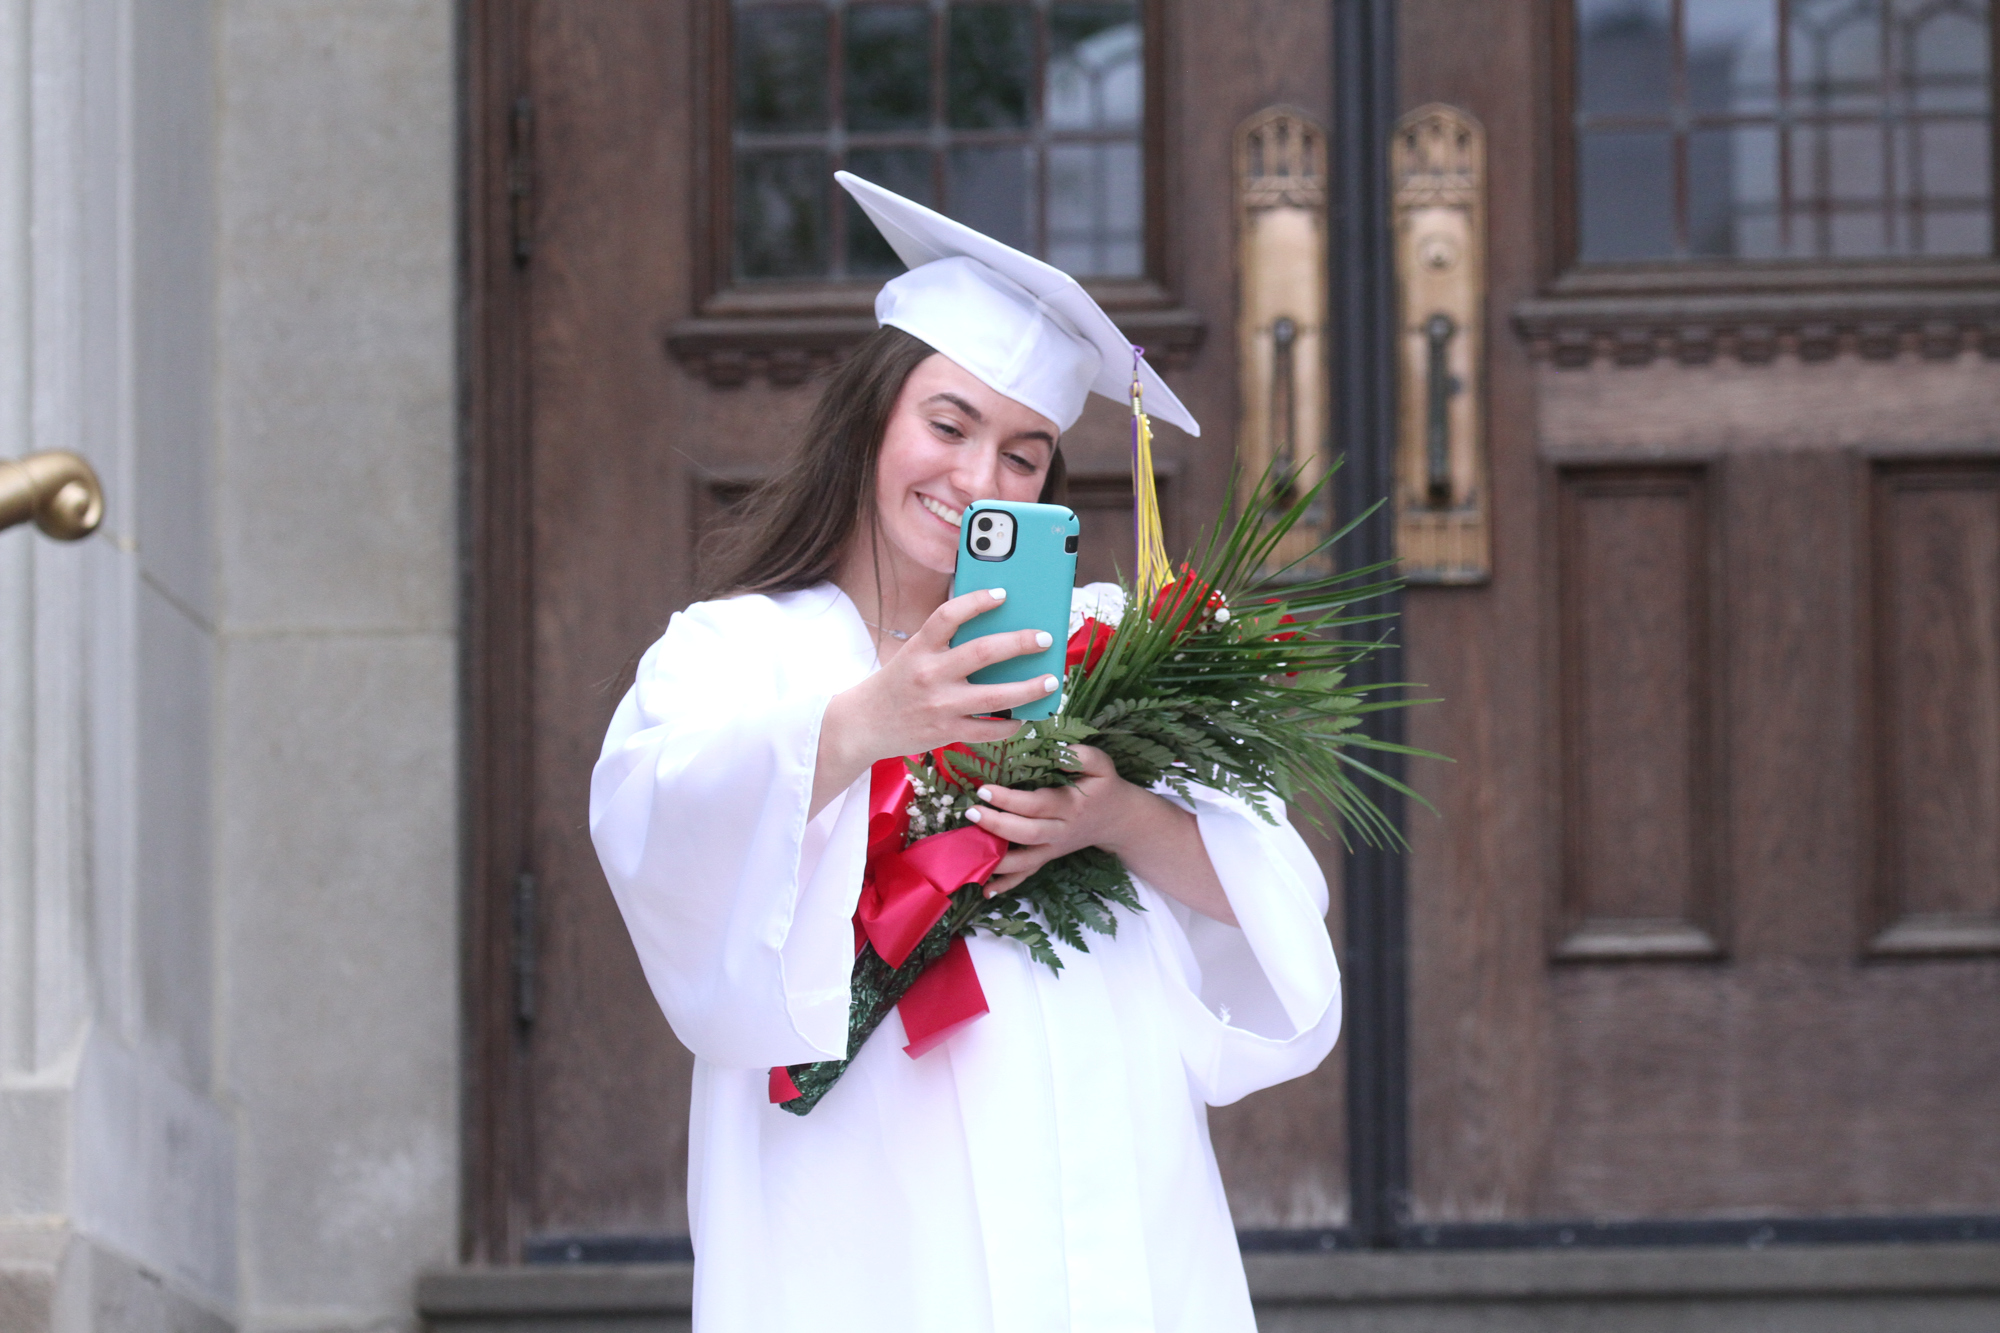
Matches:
[0,3,460,1329]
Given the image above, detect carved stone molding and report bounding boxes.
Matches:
[1515,287,2000,369]
[667,304,1206,387]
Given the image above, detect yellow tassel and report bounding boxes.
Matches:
[1131,368,1172,603]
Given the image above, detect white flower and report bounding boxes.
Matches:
[1068,582,1128,636]
[1215,606,1231,624]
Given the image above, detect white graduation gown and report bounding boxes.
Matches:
[589,582,1342,1333]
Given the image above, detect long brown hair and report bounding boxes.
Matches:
[705,324,1066,600]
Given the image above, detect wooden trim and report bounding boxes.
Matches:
[665,301,1205,385]
[1140,0,1170,289]
[458,0,536,1265]
[696,0,732,307]
[1515,281,2000,367]
[1547,0,1578,277]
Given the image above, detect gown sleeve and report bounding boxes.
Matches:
[1138,784,1343,1107]
[588,596,870,1069]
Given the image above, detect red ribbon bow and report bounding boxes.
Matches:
[770,756,1006,1104]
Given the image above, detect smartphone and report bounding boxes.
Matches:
[949,500,1080,722]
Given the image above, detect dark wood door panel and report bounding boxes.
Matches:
[1870,461,2000,955]
[1544,960,2000,1217]
[1555,466,1724,961]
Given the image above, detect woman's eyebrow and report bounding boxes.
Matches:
[924,392,1053,448]
[923,392,983,422]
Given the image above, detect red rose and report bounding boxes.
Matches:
[1264,598,1301,676]
[1149,569,1224,639]
[1066,617,1114,674]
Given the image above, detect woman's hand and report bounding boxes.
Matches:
[969,744,1238,926]
[813,587,1060,814]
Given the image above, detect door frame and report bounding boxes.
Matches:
[455,0,2000,1265]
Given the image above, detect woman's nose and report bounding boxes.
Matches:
[953,445,1000,499]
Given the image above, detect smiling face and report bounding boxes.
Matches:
[865,352,1057,589]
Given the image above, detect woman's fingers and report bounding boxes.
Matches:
[984,845,1057,897]
[1065,742,1117,777]
[964,803,1059,847]
[917,586,1010,647]
[959,673,1061,719]
[975,782,1073,820]
[944,626,1053,676]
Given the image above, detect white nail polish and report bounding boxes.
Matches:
[989,587,1006,601]
[965,807,982,823]
[1035,631,1053,648]
[1043,676,1060,693]
[977,786,993,801]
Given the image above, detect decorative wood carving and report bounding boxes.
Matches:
[1867,460,2000,957]
[1517,285,2000,370]
[666,303,1205,388]
[1554,465,1725,962]
[1234,106,1331,572]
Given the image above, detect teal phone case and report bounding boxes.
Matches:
[949,500,1080,721]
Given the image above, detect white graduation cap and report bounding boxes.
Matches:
[837,170,1200,439]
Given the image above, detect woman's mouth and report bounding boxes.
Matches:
[919,494,963,527]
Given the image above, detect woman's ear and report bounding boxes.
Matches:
[1037,448,1067,505]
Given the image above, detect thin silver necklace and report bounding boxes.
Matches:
[861,617,910,641]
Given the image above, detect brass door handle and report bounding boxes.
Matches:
[1392,104,1489,584]
[0,451,105,541]
[1270,315,1298,480]
[1422,312,1459,504]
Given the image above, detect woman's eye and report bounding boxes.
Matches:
[931,420,964,440]
[1005,452,1037,473]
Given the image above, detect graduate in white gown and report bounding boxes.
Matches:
[590,172,1342,1333]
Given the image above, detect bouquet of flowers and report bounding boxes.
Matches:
[770,464,1425,1114]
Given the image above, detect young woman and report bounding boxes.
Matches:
[590,176,1341,1332]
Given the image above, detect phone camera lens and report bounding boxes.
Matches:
[973,537,990,552]
[976,515,993,532]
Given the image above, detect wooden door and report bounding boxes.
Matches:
[463,0,1351,1260]
[466,0,2000,1267]
[1398,0,2000,1233]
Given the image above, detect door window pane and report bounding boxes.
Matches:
[947,146,1036,251]
[1577,0,1675,116]
[734,7,828,133]
[1581,131,1676,260]
[845,5,931,132]
[1048,142,1142,275]
[1048,4,1142,130]
[731,0,1147,281]
[1572,0,1994,262]
[845,148,936,276]
[736,150,830,278]
[1689,124,1780,255]
[948,4,1035,129]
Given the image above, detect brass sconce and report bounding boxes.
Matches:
[1235,106,1330,573]
[0,451,105,541]
[1392,103,1489,584]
